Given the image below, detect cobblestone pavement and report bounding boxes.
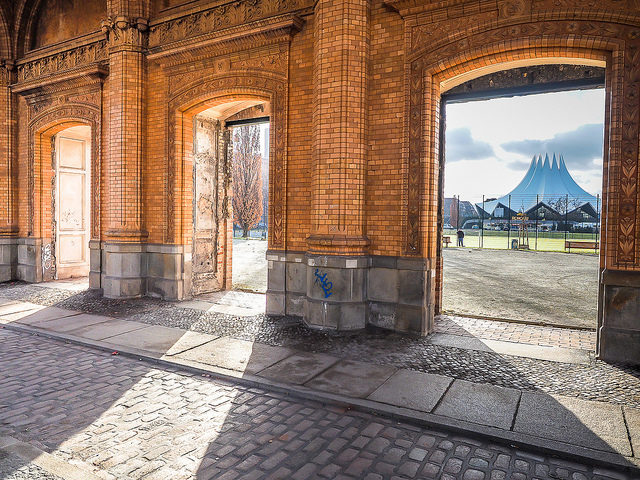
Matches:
[435,315,596,351]
[1,282,639,409]
[0,329,637,480]
[0,450,63,480]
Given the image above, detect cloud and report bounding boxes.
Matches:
[445,128,495,162]
[501,124,603,170]
[506,160,531,171]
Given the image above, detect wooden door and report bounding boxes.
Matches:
[55,134,90,279]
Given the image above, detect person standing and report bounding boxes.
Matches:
[456,228,465,247]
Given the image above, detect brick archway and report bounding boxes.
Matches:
[27,107,101,282]
[166,74,287,248]
[165,74,287,298]
[405,18,640,353]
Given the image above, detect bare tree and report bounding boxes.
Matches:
[232,125,263,238]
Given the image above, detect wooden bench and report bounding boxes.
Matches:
[565,240,599,252]
[443,236,452,247]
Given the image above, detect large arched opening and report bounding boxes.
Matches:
[164,74,287,312]
[408,28,630,361]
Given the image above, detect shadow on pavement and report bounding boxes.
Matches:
[0,286,638,478]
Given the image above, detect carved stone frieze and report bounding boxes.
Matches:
[27,89,101,122]
[17,42,107,83]
[0,61,13,86]
[166,74,287,249]
[149,0,312,48]
[166,50,288,95]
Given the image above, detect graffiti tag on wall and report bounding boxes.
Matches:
[314,268,333,298]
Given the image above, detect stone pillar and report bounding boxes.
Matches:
[305,0,370,330]
[599,270,640,364]
[101,13,149,298]
[0,61,17,281]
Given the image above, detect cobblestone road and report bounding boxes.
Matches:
[0,329,637,480]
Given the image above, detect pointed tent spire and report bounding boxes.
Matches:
[475,152,599,216]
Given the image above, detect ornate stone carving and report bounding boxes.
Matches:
[149,0,312,47]
[0,61,12,86]
[27,90,101,121]
[101,16,148,50]
[27,104,102,241]
[17,42,107,82]
[233,52,287,72]
[617,42,640,263]
[166,74,287,249]
[167,50,287,95]
[168,59,231,95]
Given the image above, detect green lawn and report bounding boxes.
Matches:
[443,229,599,253]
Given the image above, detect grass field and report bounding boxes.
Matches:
[443,229,599,253]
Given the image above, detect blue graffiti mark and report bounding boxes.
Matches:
[314,268,333,298]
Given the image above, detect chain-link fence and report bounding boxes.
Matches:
[443,193,600,253]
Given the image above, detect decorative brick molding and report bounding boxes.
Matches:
[17,40,108,83]
[166,73,288,250]
[0,61,16,238]
[148,0,313,48]
[398,7,640,272]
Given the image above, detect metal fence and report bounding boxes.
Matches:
[444,193,600,253]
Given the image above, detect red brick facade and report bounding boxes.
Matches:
[1,0,639,362]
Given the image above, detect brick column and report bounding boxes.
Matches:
[0,60,17,281]
[304,0,370,330]
[101,15,149,297]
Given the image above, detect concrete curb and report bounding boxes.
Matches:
[2,321,639,475]
[0,435,102,480]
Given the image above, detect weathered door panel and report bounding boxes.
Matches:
[192,119,231,295]
[55,134,90,279]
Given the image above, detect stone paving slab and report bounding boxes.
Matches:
[514,392,632,456]
[0,302,45,323]
[368,369,453,412]
[64,318,148,341]
[625,408,640,456]
[102,325,190,356]
[162,330,220,356]
[305,359,397,398]
[175,336,295,374]
[434,379,521,430]
[30,313,113,333]
[257,351,340,385]
[429,332,592,364]
[13,307,80,326]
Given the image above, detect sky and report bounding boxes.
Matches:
[444,88,605,204]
